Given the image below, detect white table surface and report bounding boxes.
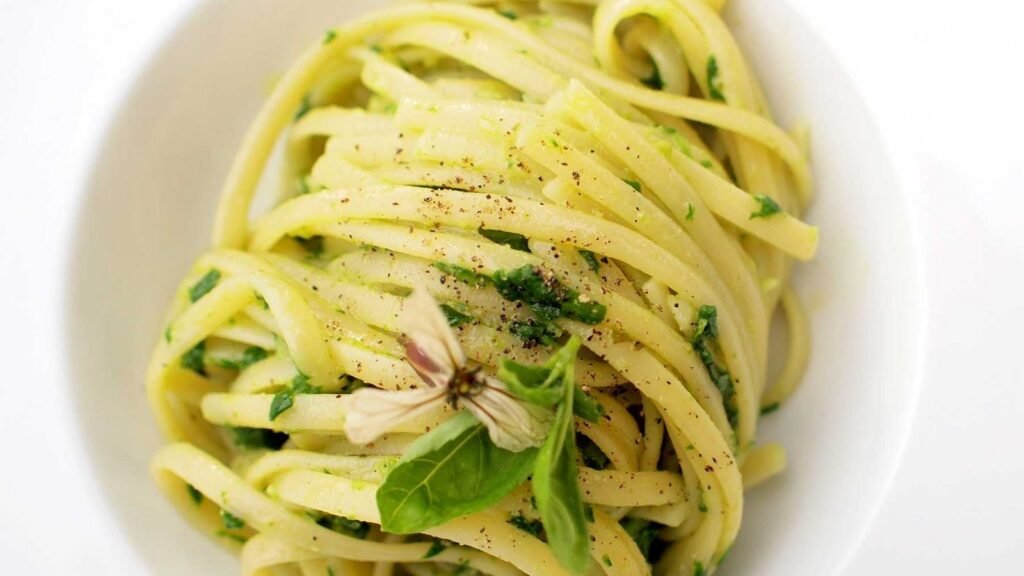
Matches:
[1,0,1021,573]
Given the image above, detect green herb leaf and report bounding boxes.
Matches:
[578,434,610,470]
[693,560,706,576]
[498,9,518,20]
[760,402,780,415]
[316,514,371,539]
[186,483,203,506]
[531,336,589,574]
[602,554,613,567]
[686,203,696,221]
[230,426,288,450]
[479,227,530,252]
[642,61,664,90]
[510,319,563,348]
[323,29,337,44]
[622,178,642,192]
[691,305,737,427]
[440,303,473,327]
[424,539,447,559]
[621,517,662,561]
[268,390,293,421]
[579,250,601,272]
[749,194,782,219]
[295,235,325,257]
[492,265,606,325]
[240,346,268,369]
[707,56,725,102]
[164,325,173,343]
[572,389,604,423]
[501,349,603,423]
[268,373,318,421]
[294,94,313,121]
[376,412,538,534]
[508,514,545,539]
[434,262,492,287]
[189,269,221,303]
[221,510,245,530]
[499,360,564,407]
[181,341,207,376]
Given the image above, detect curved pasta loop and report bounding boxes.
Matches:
[146,2,816,575]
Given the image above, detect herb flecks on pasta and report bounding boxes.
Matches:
[147,1,817,575]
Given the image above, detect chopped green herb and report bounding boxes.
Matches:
[440,303,473,327]
[479,227,530,252]
[603,554,614,567]
[434,262,491,287]
[189,269,221,303]
[255,294,269,309]
[317,514,371,539]
[327,567,335,576]
[623,178,642,192]
[750,194,782,219]
[186,483,203,505]
[579,249,601,272]
[508,514,545,539]
[322,29,337,44]
[642,61,664,90]
[216,530,248,544]
[686,203,696,221]
[295,235,325,257]
[510,319,562,348]
[621,517,664,561]
[240,346,268,369]
[700,159,714,169]
[221,510,245,530]
[492,265,606,325]
[269,390,294,421]
[164,325,173,343]
[498,9,518,20]
[181,341,207,376]
[706,56,725,102]
[424,539,447,559]
[294,94,312,121]
[693,560,707,576]
[297,176,311,195]
[269,372,319,421]
[691,305,737,427]
[760,402,781,415]
[230,426,288,451]
[369,44,382,53]
[578,434,610,470]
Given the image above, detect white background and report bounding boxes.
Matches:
[0,0,1021,573]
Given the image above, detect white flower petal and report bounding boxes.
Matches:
[342,386,447,444]
[401,289,466,386]
[464,380,553,452]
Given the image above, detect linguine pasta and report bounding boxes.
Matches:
[146,1,816,574]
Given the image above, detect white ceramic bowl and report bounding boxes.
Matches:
[65,0,926,574]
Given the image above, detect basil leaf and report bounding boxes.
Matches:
[532,337,589,574]
[572,388,603,423]
[377,412,537,534]
[500,357,603,422]
[579,250,601,273]
[440,303,473,327]
[498,360,563,406]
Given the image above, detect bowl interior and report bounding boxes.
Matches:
[65,0,925,574]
